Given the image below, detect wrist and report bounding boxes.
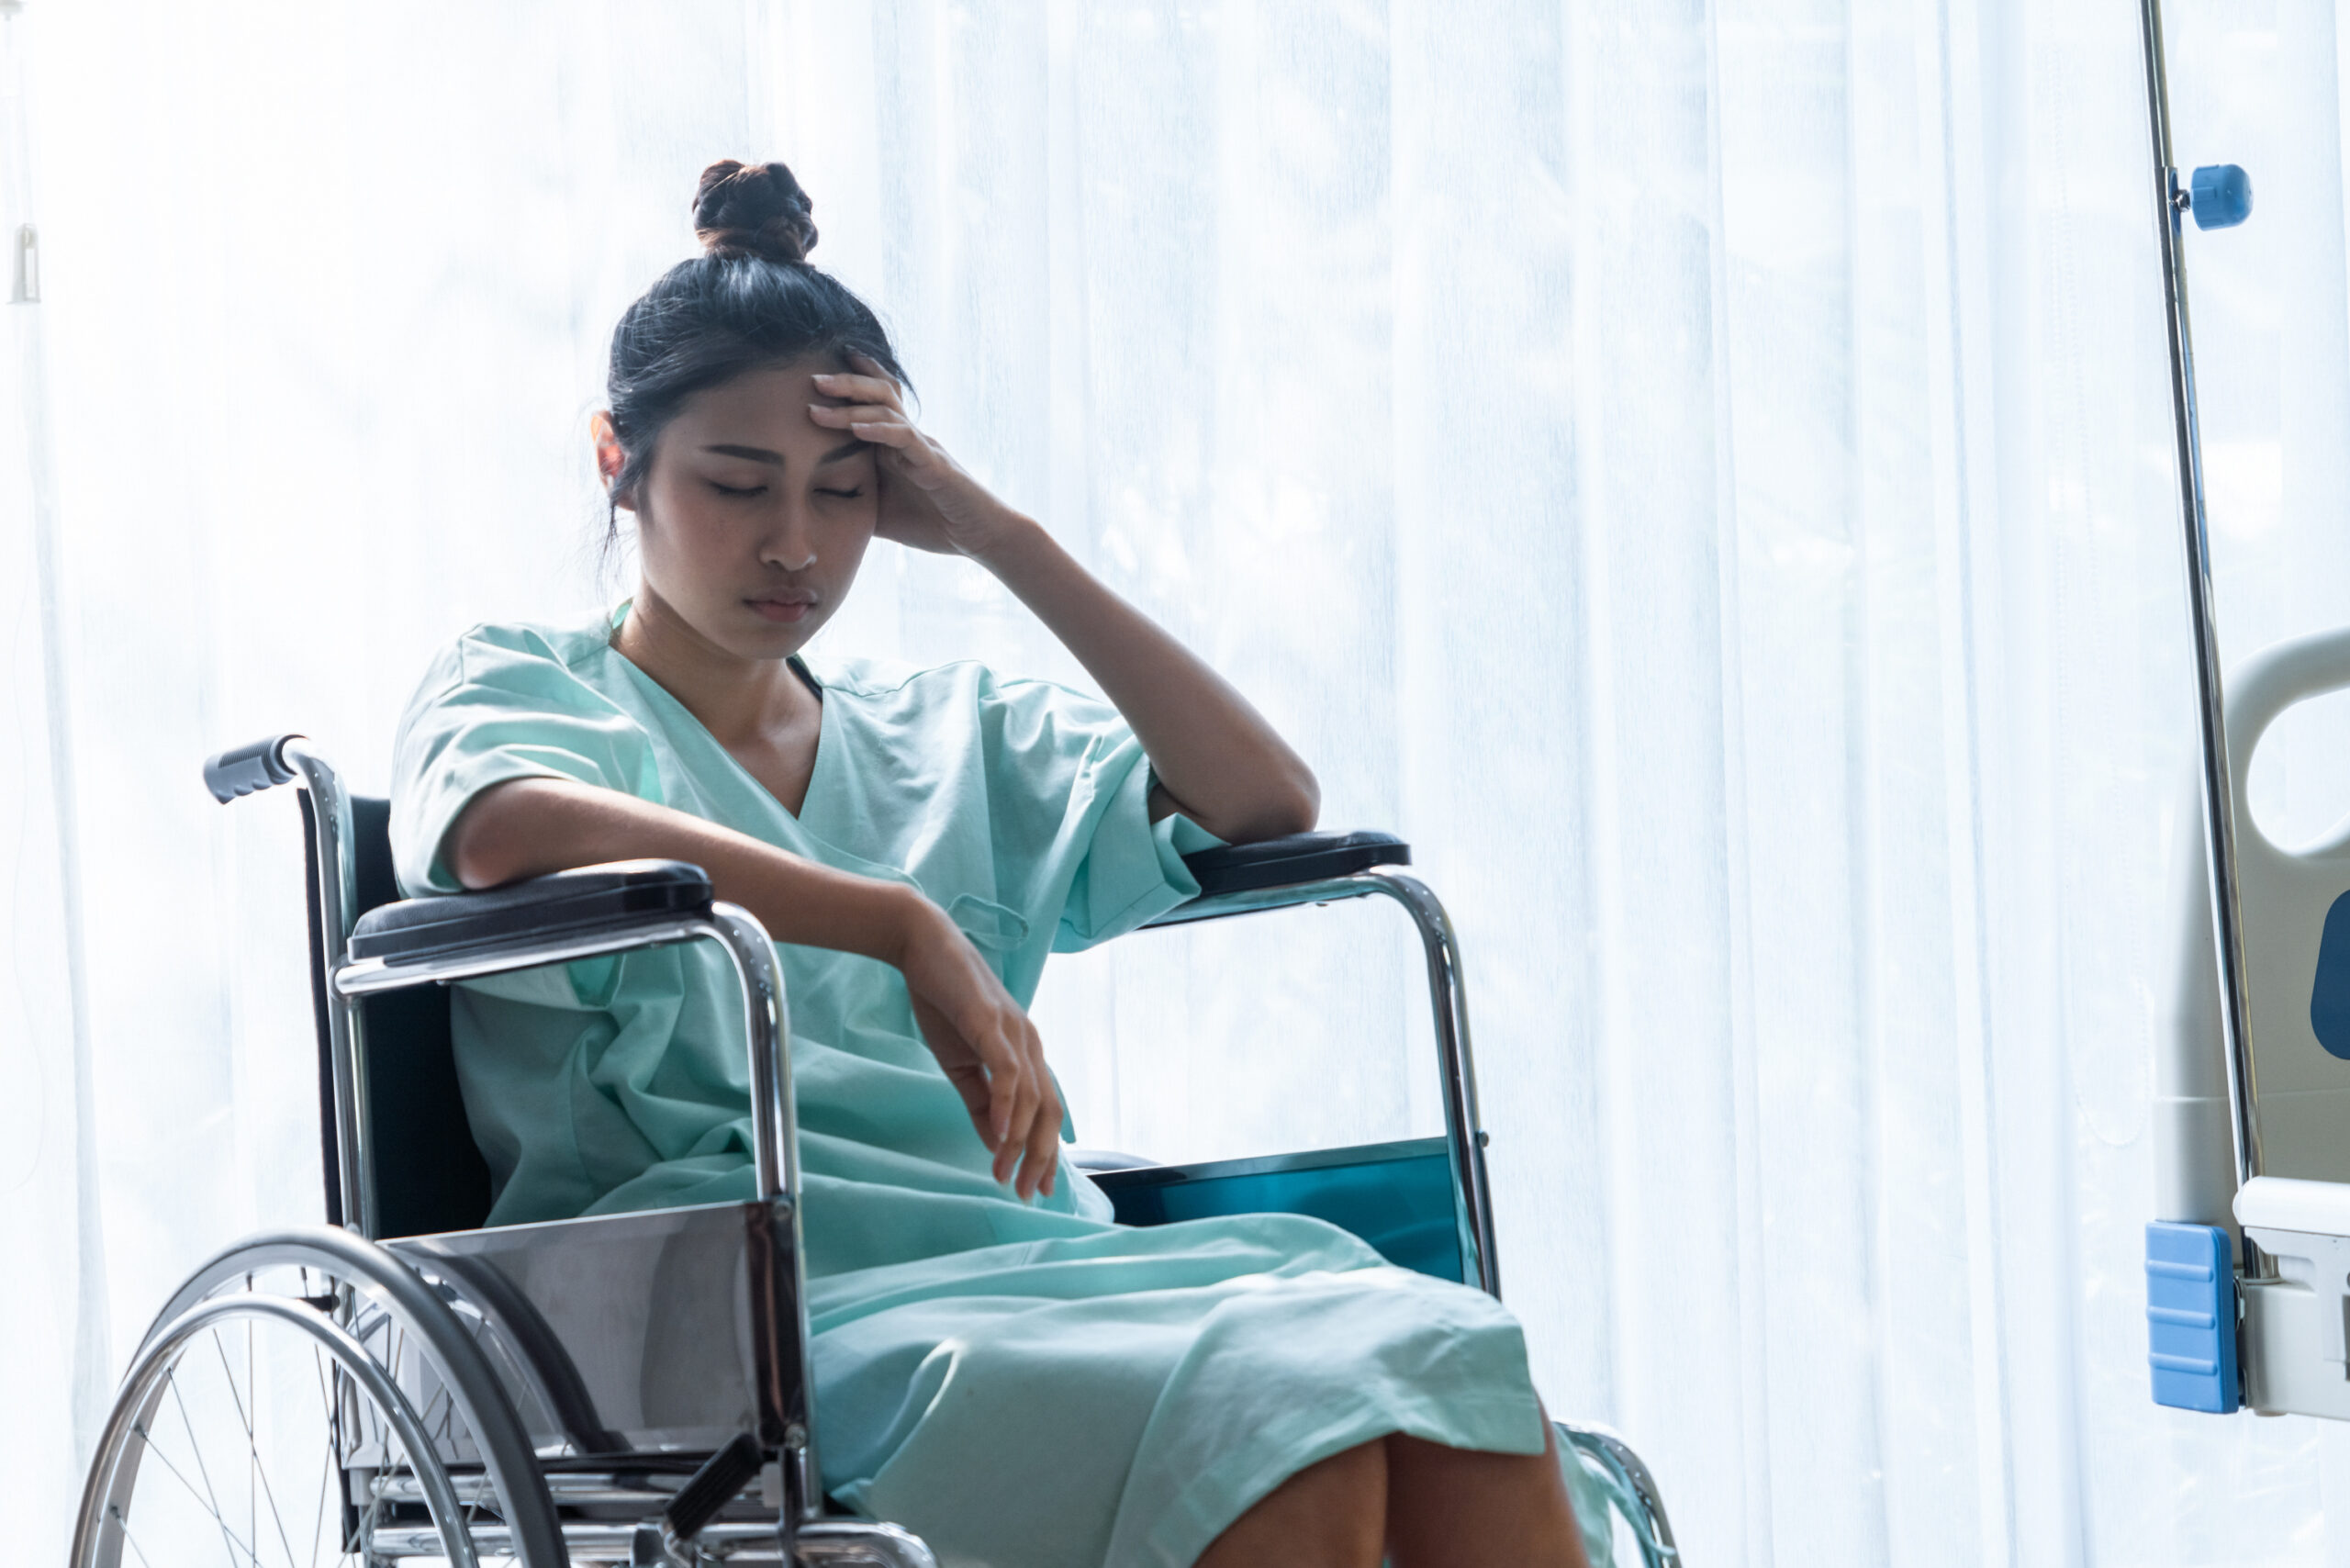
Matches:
[967,509,1055,577]
[871,880,949,969]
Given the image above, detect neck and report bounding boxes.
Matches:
[610,583,815,746]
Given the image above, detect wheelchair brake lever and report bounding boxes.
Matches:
[637,1429,767,1564]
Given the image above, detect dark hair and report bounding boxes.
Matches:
[599,159,911,560]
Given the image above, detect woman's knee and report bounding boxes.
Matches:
[1194,1439,1386,1568]
[1382,1425,1587,1568]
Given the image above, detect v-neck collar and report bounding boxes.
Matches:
[599,600,836,826]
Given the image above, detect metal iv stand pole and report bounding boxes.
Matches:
[2136,0,2264,1265]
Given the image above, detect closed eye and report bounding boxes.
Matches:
[817,487,865,499]
[711,481,766,498]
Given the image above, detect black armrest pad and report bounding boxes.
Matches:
[1179,831,1409,896]
[348,860,714,964]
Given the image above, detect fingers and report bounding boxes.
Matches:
[984,1017,1058,1202]
[949,1002,1060,1202]
[838,349,902,396]
[811,366,902,410]
[901,920,1061,1200]
[937,990,1024,1147]
[806,399,906,433]
[807,401,928,455]
[1021,1031,1063,1200]
[976,1017,1038,1186]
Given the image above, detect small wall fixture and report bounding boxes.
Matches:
[12,222,37,303]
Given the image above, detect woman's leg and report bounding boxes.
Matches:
[1194,1417,1589,1568]
[1193,1439,1387,1568]
[1384,1417,1590,1568]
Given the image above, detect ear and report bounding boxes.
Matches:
[590,411,627,494]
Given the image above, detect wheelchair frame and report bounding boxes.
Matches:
[73,734,1681,1566]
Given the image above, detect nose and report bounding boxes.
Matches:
[758,496,819,573]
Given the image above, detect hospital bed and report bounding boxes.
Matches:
[2138,0,2350,1422]
[68,734,1681,1565]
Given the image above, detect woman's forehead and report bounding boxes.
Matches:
[669,364,850,454]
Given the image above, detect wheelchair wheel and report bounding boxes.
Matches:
[73,1227,566,1568]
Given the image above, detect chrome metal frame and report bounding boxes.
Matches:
[1557,1420,1681,1568]
[1145,867,1501,1299]
[2138,0,2264,1206]
[284,739,375,1237]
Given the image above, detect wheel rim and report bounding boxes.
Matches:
[75,1267,511,1568]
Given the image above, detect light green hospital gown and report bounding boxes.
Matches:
[389,607,1559,1568]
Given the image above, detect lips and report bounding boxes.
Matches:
[746,593,816,623]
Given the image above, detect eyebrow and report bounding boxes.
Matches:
[699,441,868,469]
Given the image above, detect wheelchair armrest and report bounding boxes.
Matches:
[346,860,714,964]
[1179,830,1409,896]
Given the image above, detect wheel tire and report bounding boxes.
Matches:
[72,1226,567,1568]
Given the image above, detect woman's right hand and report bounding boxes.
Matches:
[889,894,1062,1201]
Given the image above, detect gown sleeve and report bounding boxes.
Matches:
[972,668,1226,956]
[388,624,662,898]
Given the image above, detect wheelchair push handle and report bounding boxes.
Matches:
[203,733,302,802]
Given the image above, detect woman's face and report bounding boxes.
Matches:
[605,358,880,662]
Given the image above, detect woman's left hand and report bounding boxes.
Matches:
[810,353,1027,561]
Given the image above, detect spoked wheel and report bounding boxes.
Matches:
[73,1228,567,1568]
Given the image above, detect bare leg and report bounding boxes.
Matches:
[1385,1416,1590,1568]
[1193,1439,1387,1568]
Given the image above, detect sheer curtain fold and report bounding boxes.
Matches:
[15,0,2350,1562]
[0,0,109,1541]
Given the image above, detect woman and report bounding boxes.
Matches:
[391,159,1592,1568]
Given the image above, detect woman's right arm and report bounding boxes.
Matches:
[450,775,921,958]
[446,777,1064,1198]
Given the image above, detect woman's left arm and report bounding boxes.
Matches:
[811,358,1319,845]
[980,521,1319,843]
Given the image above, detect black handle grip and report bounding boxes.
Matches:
[202,735,301,803]
[666,1430,765,1542]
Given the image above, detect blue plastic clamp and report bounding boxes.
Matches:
[2146,1221,2240,1414]
[2189,164,2254,230]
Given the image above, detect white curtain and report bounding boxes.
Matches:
[11,0,2350,1561]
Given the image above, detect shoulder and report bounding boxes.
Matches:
[404,616,618,710]
[442,616,613,683]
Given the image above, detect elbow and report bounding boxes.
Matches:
[444,786,529,890]
[443,817,504,890]
[1214,770,1320,846]
[1270,775,1321,838]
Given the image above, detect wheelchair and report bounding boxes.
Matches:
[70,734,1682,1567]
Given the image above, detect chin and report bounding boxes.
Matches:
[730,608,826,660]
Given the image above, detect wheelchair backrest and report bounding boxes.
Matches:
[302,792,494,1237]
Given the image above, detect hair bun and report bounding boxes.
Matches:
[692,159,819,263]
